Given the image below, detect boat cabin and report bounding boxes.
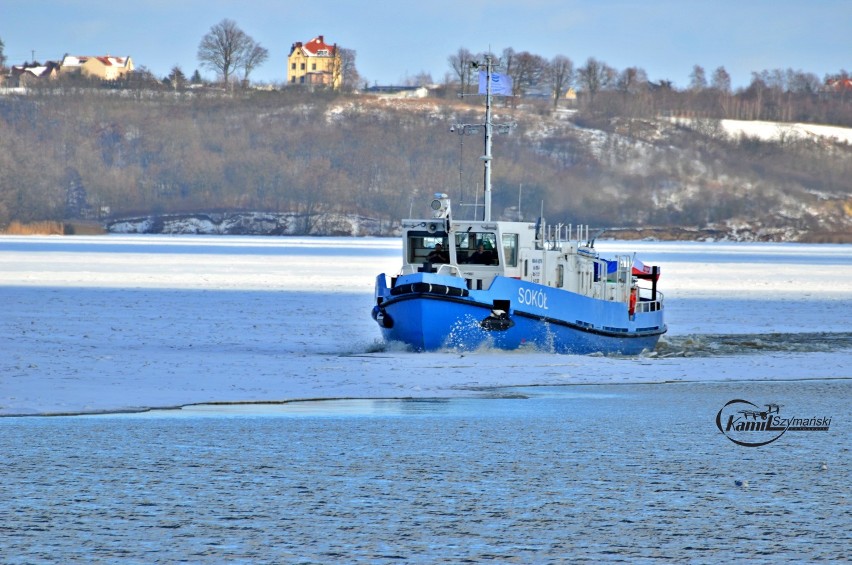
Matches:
[399,216,654,306]
[402,220,522,290]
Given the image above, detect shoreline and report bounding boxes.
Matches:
[4,223,852,243]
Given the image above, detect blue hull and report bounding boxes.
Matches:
[373,273,666,355]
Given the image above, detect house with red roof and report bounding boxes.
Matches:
[287,35,341,88]
[826,77,852,93]
[60,54,134,80]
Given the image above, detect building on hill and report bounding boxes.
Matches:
[60,55,134,80]
[826,77,852,92]
[287,35,341,88]
[8,61,61,86]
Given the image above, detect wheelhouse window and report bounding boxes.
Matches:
[502,233,518,267]
[455,231,499,265]
[407,231,448,264]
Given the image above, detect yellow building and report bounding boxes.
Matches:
[287,36,341,88]
[60,55,134,80]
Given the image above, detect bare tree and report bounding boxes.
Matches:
[576,57,615,105]
[707,67,732,117]
[0,36,6,70]
[501,47,516,77]
[198,19,264,87]
[546,55,574,109]
[617,67,647,95]
[405,71,433,87]
[613,67,650,118]
[510,51,547,98]
[336,48,360,90]
[448,47,475,94]
[786,70,820,94]
[689,65,707,91]
[711,66,731,93]
[241,42,269,85]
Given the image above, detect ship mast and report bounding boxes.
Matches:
[453,55,511,222]
[483,55,494,222]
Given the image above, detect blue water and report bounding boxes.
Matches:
[2,381,849,563]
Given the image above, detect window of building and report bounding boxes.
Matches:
[300,63,305,70]
[291,62,296,70]
[312,63,316,71]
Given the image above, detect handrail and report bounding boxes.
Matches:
[435,263,460,276]
[641,289,663,302]
[636,289,664,313]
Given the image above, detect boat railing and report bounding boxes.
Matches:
[538,222,593,251]
[636,289,664,313]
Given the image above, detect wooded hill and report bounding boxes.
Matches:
[1,86,850,241]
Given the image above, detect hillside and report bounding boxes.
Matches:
[1,89,850,242]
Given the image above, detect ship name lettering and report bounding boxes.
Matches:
[518,287,549,310]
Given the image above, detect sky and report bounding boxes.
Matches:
[1,0,850,88]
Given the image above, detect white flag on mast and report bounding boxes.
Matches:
[478,71,513,96]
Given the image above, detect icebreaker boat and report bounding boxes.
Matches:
[371,57,666,354]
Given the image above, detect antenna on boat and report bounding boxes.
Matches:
[451,55,514,222]
[482,56,494,222]
[517,183,523,221]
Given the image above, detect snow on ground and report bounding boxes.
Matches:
[719,119,852,143]
[669,117,852,144]
[0,235,850,416]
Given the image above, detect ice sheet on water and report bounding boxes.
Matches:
[0,235,849,416]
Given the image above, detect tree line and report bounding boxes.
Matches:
[1,84,849,240]
[1,40,850,240]
[445,47,852,126]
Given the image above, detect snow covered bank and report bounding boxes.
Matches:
[107,211,393,237]
[669,116,852,144]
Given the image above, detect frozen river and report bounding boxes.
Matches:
[0,235,849,561]
[0,235,849,416]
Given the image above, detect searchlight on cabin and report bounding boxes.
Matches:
[431,193,451,219]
